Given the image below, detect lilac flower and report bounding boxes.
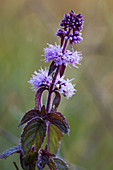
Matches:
[28,67,76,99]
[56,76,76,99]
[44,43,63,64]
[44,44,82,67]
[28,67,52,91]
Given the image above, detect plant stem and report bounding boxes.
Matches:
[46,38,69,113]
[62,39,68,54]
[46,65,60,112]
[62,29,71,54]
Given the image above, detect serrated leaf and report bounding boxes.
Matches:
[51,91,61,111]
[20,152,37,170]
[0,144,21,159]
[42,124,62,154]
[48,61,57,76]
[47,112,70,134]
[24,152,38,164]
[60,63,66,77]
[47,158,57,170]
[21,117,47,154]
[53,157,69,170]
[20,152,36,170]
[35,87,47,110]
[18,109,41,127]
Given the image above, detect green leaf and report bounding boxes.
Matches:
[20,152,37,170]
[47,112,70,134]
[0,144,21,159]
[42,124,62,154]
[47,158,57,170]
[21,117,47,154]
[37,151,49,170]
[53,157,69,170]
[23,152,38,165]
[18,109,41,127]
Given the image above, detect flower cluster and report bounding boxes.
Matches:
[56,29,83,45]
[56,11,84,45]
[68,31,83,44]
[56,76,76,99]
[60,12,84,31]
[29,68,76,99]
[28,67,52,91]
[44,44,82,67]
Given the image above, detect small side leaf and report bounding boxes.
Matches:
[0,144,21,159]
[48,61,57,76]
[47,112,70,134]
[41,105,46,117]
[35,87,47,110]
[18,109,41,127]
[47,158,57,170]
[21,117,47,154]
[37,149,50,170]
[60,63,66,77]
[53,157,69,170]
[51,91,61,111]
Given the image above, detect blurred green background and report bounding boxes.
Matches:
[0,0,113,169]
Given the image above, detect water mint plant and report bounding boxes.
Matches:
[0,10,84,170]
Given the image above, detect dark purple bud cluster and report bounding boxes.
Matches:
[60,12,84,31]
[56,11,84,46]
[69,31,83,44]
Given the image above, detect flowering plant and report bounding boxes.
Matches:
[0,10,84,170]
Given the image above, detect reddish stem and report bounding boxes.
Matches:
[46,65,60,113]
[46,33,70,151]
[46,34,70,113]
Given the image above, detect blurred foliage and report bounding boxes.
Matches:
[0,0,113,169]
